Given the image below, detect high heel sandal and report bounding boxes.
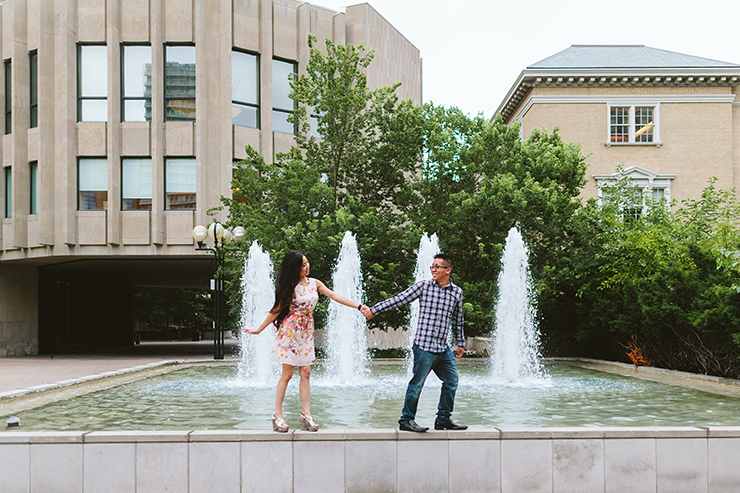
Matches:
[272,414,289,433]
[300,413,319,431]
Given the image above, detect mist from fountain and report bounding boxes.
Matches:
[490,227,547,384]
[406,233,441,373]
[324,231,369,383]
[237,241,278,384]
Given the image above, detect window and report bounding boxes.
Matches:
[78,45,108,122]
[30,162,37,214]
[165,46,195,121]
[272,59,296,134]
[594,166,674,219]
[4,167,11,218]
[607,104,659,145]
[4,60,11,134]
[122,46,152,122]
[78,158,108,210]
[30,52,37,128]
[232,50,259,128]
[165,158,196,209]
[122,158,152,210]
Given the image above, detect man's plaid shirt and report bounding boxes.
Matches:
[370,279,464,353]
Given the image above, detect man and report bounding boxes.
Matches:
[362,253,467,432]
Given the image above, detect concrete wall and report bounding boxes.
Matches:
[0,0,422,356]
[0,264,37,356]
[2,427,740,492]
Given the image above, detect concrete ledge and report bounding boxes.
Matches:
[2,427,740,492]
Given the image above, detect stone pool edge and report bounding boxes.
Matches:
[2,426,740,492]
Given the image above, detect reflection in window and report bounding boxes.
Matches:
[30,52,37,128]
[122,46,152,122]
[78,45,108,122]
[272,59,296,134]
[4,167,11,218]
[232,50,259,128]
[165,46,195,122]
[5,60,11,134]
[30,162,37,214]
[78,158,108,210]
[165,158,196,209]
[122,158,152,210]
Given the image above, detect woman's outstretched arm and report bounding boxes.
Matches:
[244,310,279,334]
[315,279,363,310]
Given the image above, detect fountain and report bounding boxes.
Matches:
[406,233,440,372]
[324,231,369,383]
[237,241,278,383]
[490,227,547,383]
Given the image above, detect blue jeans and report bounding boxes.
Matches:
[400,344,459,424]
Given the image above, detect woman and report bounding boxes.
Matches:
[244,251,366,432]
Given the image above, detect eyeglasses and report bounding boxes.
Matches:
[430,264,450,271]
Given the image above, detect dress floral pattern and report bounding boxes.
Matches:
[271,278,319,366]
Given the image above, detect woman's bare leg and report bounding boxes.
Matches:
[275,364,294,417]
[298,365,311,415]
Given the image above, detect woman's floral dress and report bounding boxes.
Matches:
[271,278,319,366]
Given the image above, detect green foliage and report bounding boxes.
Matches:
[537,180,740,377]
[224,35,424,331]
[134,287,212,333]
[416,111,588,336]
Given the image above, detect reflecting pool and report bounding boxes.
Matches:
[3,363,740,431]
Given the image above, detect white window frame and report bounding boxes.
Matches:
[594,166,674,217]
[606,102,661,147]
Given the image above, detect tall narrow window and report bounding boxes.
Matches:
[78,158,108,210]
[29,162,37,214]
[164,46,195,122]
[4,167,11,218]
[4,60,11,134]
[272,59,296,134]
[30,52,38,128]
[165,158,196,209]
[78,45,108,122]
[122,158,152,210]
[122,46,152,122]
[232,50,259,128]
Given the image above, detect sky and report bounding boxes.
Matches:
[317,0,740,119]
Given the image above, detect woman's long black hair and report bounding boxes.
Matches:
[270,251,305,327]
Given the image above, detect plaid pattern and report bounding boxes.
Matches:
[370,279,464,353]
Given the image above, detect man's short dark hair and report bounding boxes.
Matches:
[434,253,453,269]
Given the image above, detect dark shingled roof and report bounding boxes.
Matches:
[529,45,739,69]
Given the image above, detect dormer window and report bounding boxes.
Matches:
[607,103,660,146]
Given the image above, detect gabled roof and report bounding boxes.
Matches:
[530,45,739,69]
[496,45,740,123]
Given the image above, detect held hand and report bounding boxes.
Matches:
[456,347,464,359]
[360,305,374,319]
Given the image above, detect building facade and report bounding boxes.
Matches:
[497,45,740,210]
[0,0,422,356]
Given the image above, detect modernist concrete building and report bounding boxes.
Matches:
[497,45,740,209]
[0,0,422,356]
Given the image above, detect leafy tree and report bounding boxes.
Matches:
[224,35,425,331]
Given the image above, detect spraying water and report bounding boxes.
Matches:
[490,227,546,383]
[237,241,278,383]
[406,233,440,373]
[324,231,369,383]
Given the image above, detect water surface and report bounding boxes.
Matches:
[3,363,739,431]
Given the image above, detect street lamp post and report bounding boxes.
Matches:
[192,222,246,359]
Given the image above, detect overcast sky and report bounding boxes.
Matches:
[317,0,740,118]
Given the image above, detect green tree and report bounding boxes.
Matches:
[224,35,425,331]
